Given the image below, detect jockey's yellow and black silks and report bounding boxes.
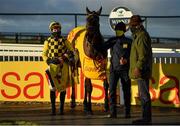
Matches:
[42,36,73,62]
[43,37,67,61]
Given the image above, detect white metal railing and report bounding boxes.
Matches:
[0,43,43,61]
[0,43,180,63]
[0,43,43,56]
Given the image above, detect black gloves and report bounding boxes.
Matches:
[46,58,51,65]
[46,58,60,65]
[46,51,75,66]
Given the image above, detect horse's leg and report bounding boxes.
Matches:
[83,78,88,113]
[70,78,76,109]
[103,79,109,112]
[83,78,93,114]
[50,90,56,115]
[87,86,92,114]
[59,90,66,115]
[87,78,93,114]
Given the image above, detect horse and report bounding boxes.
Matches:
[68,7,109,114]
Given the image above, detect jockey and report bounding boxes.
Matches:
[42,21,75,115]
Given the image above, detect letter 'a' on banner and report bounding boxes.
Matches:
[109,7,133,31]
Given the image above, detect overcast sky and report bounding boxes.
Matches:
[0,0,180,38]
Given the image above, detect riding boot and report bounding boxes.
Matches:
[103,79,109,112]
[50,91,56,115]
[59,91,66,115]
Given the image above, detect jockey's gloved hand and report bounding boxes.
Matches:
[46,58,52,65]
[68,51,75,66]
[62,53,69,63]
[69,57,75,66]
[47,58,61,65]
[51,58,61,64]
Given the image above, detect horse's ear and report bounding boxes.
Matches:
[96,6,102,15]
[86,7,91,14]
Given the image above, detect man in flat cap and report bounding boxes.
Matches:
[128,15,152,124]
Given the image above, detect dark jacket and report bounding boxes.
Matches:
[129,26,152,79]
[105,35,132,72]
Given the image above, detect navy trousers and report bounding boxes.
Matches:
[109,70,131,116]
[137,79,152,121]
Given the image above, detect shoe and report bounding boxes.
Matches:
[70,101,76,109]
[132,119,152,124]
[51,109,56,116]
[85,111,93,115]
[107,114,117,118]
[104,107,110,112]
[125,113,131,118]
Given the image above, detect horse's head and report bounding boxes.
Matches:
[84,7,107,59]
[86,7,102,35]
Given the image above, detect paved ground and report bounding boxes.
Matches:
[0,102,180,125]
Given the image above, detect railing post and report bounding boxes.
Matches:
[157,38,160,43]
[39,33,44,44]
[15,33,18,43]
[74,14,77,28]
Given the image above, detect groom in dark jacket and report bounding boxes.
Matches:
[104,22,132,118]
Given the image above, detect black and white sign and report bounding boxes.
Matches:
[109,7,133,31]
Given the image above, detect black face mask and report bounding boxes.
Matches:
[130,27,137,33]
[52,31,61,38]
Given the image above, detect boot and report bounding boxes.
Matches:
[50,91,56,115]
[59,91,66,115]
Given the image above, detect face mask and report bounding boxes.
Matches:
[52,31,61,38]
[115,30,124,37]
[130,27,137,33]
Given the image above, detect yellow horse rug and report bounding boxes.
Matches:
[67,26,107,80]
